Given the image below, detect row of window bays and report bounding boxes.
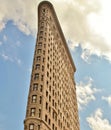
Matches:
[28,122,74,130]
[29,37,77,122]
[27,78,77,124]
[32,39,74,86]
[27,15,77,130]
[27,101,71,129]
[27,114,77,130]
[28,83,76,113]
[27,106,71,130]
[26,7,78,130]
[30,55,76,108]
[27,115,74,130]
[31,22,76,103]
[29,79,76,107]
[28,65,76,128]
[38,14,74,75]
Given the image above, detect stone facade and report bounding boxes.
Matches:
[24,1,80,130]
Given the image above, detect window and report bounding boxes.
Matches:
[39,109,41,117]
[44,44,46,48]
[39,96,42,104]
[37,56,41,61]
[49,95,51,102]
[52,124,54,130]
[41,75,44,81]
[39,36,43,41]
[35,64,40,70]
[41,22,44,26]
[55,113,57,121]
[42,66,44,71]
[32,95,37,103]
[47,72,49,77]
[47,63,49,68]
[38,125,40,130]
[40,31,43,35]
[50,68,52,72]
[40,85,43,92]
[38,42,42,47]
[53,73,54,78]
[48,56,49,61]
[46,102,48,110]
[48,119,51,125]
[45,114,47,122]
[52,99,54,106]
[49,86,51,92]
[46,91,48,97]
[29,124,34,130]
[46,81,49,85]
[30,108,36,116]
[33,83,38,91]
[43,50,45,55]
[43,58,45,62]
[34,73,39,80]
[42,8,46,13]
[49,106,51,113]
[52,90,54,96]
[37,49,42,54]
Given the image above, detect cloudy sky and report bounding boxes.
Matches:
[0,0,111,130]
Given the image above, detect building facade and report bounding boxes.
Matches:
[24,1,80,130]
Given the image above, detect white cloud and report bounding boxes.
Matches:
[0,52,22,66]
[102,96,111,106]
[52,0,111,62]
[0,0,111,62]
[76,78,100,110]
[16,58,22,65]
[1,53,13,62]
[0,0,37,35]
[0,41,3,46]
[81,48,91,63]
[87,108,111,130]
[16,41,21,47]
[3,35,7,42]
[14,20,32,36]
[0,20,6,31]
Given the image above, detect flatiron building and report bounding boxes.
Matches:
[24,1,80,130]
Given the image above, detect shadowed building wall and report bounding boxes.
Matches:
[24,1,80,130]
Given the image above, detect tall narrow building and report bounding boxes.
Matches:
[24,1,80,130]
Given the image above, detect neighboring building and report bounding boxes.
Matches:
[24,1,80,130]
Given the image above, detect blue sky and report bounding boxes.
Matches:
[0,0,111,130]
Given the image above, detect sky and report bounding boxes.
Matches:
[0,0,111,130]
